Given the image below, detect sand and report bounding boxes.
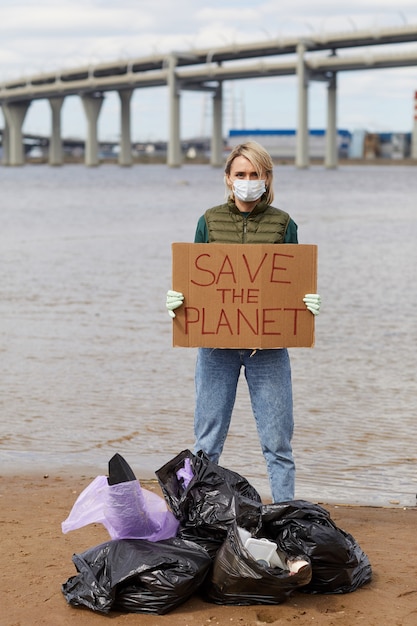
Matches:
[2,473,416,626]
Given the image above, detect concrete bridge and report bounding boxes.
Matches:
[1,23,417,168]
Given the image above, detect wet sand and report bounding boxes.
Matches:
[2,473,416,626]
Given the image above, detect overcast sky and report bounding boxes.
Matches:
[1,0,417,141]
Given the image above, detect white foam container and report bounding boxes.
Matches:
[244,537,279,564]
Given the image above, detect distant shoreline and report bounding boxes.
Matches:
[21,155,417,166]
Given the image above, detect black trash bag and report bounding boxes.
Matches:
[62,537,212,615]
[260,500,372,594]
[107,452,137,485]
[155,450,263,558]
[204,523,312,605]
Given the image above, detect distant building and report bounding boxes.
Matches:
[228,129,351,160]
[348,130,367,159]
[228,128,412,160]
[349,130,412,159]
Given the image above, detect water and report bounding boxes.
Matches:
[1,163,416,507]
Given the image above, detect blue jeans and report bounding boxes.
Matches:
[194,347,294,503]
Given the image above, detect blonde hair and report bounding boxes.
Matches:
[225,141,274,204]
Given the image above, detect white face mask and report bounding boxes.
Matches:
[233,179,266,202]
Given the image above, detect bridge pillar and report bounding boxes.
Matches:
[81,93,104,166]
[325,73,338,169]
[167,54,182,167]
[118,89,133,166]
[2,101,31,166]
[1,112,10,165]
[412,90,417,159]
[48,97,64,166]
[211,83,223,167]
[295,42,309,169]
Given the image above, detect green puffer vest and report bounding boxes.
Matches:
[204,199,290,244]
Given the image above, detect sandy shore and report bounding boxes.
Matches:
[2,473,416,626]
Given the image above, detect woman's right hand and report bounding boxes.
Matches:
[166,290,184,318]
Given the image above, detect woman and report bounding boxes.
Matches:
[166,142,320,503]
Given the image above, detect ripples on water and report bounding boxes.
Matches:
[1,163,416,506]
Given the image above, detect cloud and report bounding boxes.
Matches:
[0,5,153,38]
[196,7,260,23]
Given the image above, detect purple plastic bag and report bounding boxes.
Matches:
[62,475,179,541]
[176,457,194,488]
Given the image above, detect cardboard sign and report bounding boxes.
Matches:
[172,243,317,349]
